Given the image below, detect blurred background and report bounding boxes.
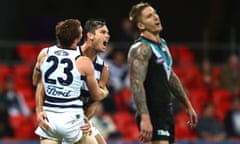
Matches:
[0,0,240,143]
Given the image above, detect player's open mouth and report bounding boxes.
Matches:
[103,41,108,46]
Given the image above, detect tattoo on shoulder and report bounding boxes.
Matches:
[128,42,152,81]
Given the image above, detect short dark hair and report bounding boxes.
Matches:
[56,19,81,47]
[83,18,106,39]
[129,2,151,26]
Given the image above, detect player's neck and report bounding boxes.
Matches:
[141,31,160,43]
[81,43,97,61]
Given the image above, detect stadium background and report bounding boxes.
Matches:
[0,0,240,143]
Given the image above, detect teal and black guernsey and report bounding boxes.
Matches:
[140,37,173,115]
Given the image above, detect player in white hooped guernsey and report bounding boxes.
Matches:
[78,19,110,144]
[40,45,84,113]
[61,19,110,144]
[35,45,87,143]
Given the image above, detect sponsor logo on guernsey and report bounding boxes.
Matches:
[54,50,69,56]
[156,57,165,64]
[47,85,71,97]
[157,129,170,136]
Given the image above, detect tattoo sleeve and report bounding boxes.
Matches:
[128,43,152,115]
[169,71,191,108]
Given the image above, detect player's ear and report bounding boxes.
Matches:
[87,32,94,40]
[137,22,145,30]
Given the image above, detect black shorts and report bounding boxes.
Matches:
[136,111,175,143]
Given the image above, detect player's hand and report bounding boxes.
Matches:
[186,107,198,128]
[139,114,152,142]
[80,116,92,136]
[37,111,50,131]
[100,86,109,99]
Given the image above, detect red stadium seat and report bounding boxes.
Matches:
[177,45,195,65]
[12,64,33,89]
[9,115,35,139]
[112,110,139,140]
[169,44,195,65]
[16,43,37,64]
[0,64,12,83]
[175,64,203,90]
[175,112,197,140]
[114,88,132,111]
[214,101,232,124]
[188,88,209,115]
[212,88,231,106]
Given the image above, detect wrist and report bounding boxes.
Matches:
[141,113,151,120]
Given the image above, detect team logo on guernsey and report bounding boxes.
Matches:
[156,57,165,64]
[54,50,69,56]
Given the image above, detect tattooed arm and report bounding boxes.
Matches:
[169,71,191,107]
[169,71,198,127]
[128,42,153,142]
[128,42,152,115]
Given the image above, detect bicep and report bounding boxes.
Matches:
[128,43,152,83]
[32,68,41,87]
[79,58,100,100]
[32,49,47,86]
[99,64,109,87]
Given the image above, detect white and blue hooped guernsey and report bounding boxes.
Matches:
[40,45,84,113]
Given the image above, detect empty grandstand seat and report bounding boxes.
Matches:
[9,115,35,139]
[188,88,209,115]
[114,88,132,111]
[176,45,195,65]
[212,88,231,106]
[12,64,32,88]
[214,101,232,124]
[0,64,12,83]
[178,65,204,90]
[16,43,37,64]
[175,112,197,140]
[112,110,139,140]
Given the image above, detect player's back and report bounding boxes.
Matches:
[40,45,84,113]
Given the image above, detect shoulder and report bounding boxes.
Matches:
[130,41,150,50]
[128,41,152,60]
[37,47,49,63]
[76,56,94,74]
[76,55,92,63]
[38,47,48,56]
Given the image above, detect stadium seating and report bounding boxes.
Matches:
[0,64,12,83]
[16,43,37,64]
[188,88,209,116]
[175,112,197,140]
